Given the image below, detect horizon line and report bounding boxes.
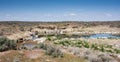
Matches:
[0,20,120,22]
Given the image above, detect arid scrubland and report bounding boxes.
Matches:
[0,21,120,62]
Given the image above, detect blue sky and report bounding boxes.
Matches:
[0,0,120,21]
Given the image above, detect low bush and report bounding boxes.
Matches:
[99,46,105,52]
[0,37,17,52]
[114,49,120,54]
[82,42,90,48]
[46,36,52,41]
[56,34,67,39]
[38,43,64,58]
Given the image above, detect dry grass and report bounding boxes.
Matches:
[0,49,86,62]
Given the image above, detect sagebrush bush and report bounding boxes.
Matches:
[0,37,17,52]
[83,42,90,48]
[38,43,63,58]
[46,36,52,41]
[114,49,120,54]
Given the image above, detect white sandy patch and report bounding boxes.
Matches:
[33,37,46,44]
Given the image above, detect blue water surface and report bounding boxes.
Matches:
[88,33,120,39]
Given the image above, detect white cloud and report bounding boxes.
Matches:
[69,13,77,16]
[64,13,77,16]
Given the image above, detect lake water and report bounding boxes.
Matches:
[83,33,120,39]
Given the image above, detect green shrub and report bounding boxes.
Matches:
[38,43,47,50]
[83,42,89,48]
[100,46,105,52]
[52,48,63,58]
[106,45,112,48]
[91,44,98,50]
[75,43,82,48]
[46,45,54,54]
[59,40,71,46]
[0,37,17,52]
[38,43,63,58]
[46,36,52,41]
[99,45,105,52]
[46,46,63,58]
[114,49,120,54]
[56,34,66,39]
[106,49,113,53]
